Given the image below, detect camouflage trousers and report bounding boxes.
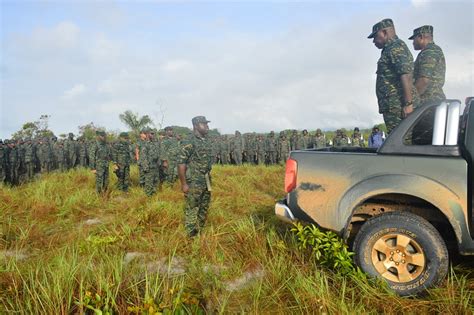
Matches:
[95,165,109,194]
[220,153,230,165]
[184,186,211,237]
[138,165,145,187]
[267,151,276,164]
[279,152,289,164]
[144,168,158,196]
[25,162,35,180]
[41,161,51,173]
[383,107,404,135]
[257,152,265,165]
[233,150,243,165]
[115,165,130,192]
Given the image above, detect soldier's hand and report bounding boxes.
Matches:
[181,183,189,193]
[403,104,414,117]
[91,169,97,174]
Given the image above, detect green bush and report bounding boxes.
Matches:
[291,222,355,275]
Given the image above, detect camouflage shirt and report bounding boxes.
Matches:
[113,140,131,166]
[376,36,419,113]
[177,133,212,187]
[414,42,446,105]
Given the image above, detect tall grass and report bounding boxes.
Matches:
[0,165,473,314]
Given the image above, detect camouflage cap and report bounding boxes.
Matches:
[368,18,394,39]
[140,128,148,134]
[409,25,433,40]
[192,116,210,125]
[164,126,173,131]
[119,132,129,138]
[96,130,106,136]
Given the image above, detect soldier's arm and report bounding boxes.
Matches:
[415,53,438,97]
[401,74,414,116]
[177,141,192,193]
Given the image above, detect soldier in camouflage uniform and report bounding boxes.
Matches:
[0,140,5,183]
[54,140,67,172]
[24,138,36,180]
[38,138,52,173]
[369,18,419,134]
[313,129,327,148]
[410,25,446,106]
[91,131,111,194]
[232,130,244,165]
[333,130,350,147]
[210,135,220,165]
[78,137,88,167]
[290,130,299,151]
[178,116,213,237]
[161,126,179,183]
[245,133,257,164]
[265,131,277,165]
[301,129,312,149]
[256,135,266,165]
[219,135,230,165]
[410,25,446,144]
[136,129,148,187]
[113,132,131,192]
[65,133,78,169]
[7,141,19,185]
[278,134,290,164]
[350,127,365,147]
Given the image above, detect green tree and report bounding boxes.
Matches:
[11,115,54,140]
[119,110,154,135]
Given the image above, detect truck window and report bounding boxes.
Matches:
[404,107,436,145]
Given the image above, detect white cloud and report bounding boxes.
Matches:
[411,0,431,8]
[61,84,86,100]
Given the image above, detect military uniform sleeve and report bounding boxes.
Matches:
[177,140,193,165]
[389,43,414,75]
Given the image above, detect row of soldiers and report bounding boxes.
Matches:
[0,126,369,188]
[210,127,368,165]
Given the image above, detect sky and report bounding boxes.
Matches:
[1,0,473,138]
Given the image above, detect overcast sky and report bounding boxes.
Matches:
[1,0,473,138]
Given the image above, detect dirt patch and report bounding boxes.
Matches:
[224,266,265,292]
[146,256,186,275]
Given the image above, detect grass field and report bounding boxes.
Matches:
[1,165,473,314]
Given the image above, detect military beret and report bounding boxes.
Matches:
[96,130,106,136]
[368,18,394,39]
[192,116,210,125]
[164,126,173,131]
[409,25,433,40]
[119,132,129,138]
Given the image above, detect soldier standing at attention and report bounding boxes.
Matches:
[113,132,131,192]
[410,25,446,144]
[0,140,5,184]
[265,131,277,165]
[410,25,446,106]
[162,126,179,183]
[278,134,290,164]
[177,116,213,237]
[313,129,326,148]
[65,133,78,169]
[24,138,36,180]
[91,131,111,194]
[136,129,148,187]
[350,127,365,147]
[369,18,419,134]
[232,130,244,165]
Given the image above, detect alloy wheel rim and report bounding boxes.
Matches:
[371,233,426,283]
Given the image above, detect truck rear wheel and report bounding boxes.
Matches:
[353,211,448,296]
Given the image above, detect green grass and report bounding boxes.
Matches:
[0,165,473,314]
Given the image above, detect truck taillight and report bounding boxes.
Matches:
[285,158,297,193]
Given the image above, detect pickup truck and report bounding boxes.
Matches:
[275,98,474,296]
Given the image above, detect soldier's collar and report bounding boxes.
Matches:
[384,35,399,48]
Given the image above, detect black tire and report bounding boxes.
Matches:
[353,211,449,296]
